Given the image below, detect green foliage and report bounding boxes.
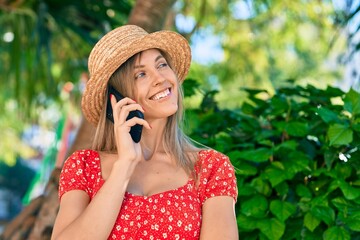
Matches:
[185,81,360,239]
[0,0,133,118]
[0,0,133,164]
[181,0,346,109]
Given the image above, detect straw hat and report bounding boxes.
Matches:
[81,24,192,125]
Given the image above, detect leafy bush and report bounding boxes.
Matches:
[185,81,360,240]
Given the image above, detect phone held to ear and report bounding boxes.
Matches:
[106,85,144,143]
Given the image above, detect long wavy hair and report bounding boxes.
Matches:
[91,50,202,177]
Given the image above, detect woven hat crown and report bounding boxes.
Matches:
[88,26,148,78]
[82,25,191,125]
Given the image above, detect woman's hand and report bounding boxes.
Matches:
[110,94,150,164]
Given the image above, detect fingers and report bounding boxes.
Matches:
[110,95,141,113]
[126,117,151,130]
[110,95,149,129]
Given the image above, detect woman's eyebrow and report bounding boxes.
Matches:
[154,55,165,62]
[134,55,164,69]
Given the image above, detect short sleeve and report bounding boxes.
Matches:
[58,150,91,200]
[197,150,238,205]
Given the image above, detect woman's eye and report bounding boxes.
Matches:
[158,62,168,69]
[135,72,145,79]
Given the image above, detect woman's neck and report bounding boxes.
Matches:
[141,118,168,160]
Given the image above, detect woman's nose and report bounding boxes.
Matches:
[152,70,166,86]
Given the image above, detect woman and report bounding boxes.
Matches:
[51,25,238,240]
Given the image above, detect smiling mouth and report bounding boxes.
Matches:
[150,88,171,100]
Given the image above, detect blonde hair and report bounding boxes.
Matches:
[92,50,201,177]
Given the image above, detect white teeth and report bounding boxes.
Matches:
[151,89,170,100]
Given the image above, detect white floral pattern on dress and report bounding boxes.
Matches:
[59,149,237,239]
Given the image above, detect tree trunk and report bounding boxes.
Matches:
[0,0,177,239]
[128,0,176,33]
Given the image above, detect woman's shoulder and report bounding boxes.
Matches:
[197,148,229,163]
[64,149,101,168]
[67,149,100,160]
[195,148,238,203]
[70,148,99,156]
[59,149,101,199]
[195,148,233,172]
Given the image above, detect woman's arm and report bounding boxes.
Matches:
[51,160,135,240]
[51,95,150,239]
[200,196,238,240]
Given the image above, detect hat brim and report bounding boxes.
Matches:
[82,28,191,125]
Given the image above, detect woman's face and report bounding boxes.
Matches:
[133,49,179,120]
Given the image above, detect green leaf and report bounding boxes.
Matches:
[237,148,272,163]
[296,184,312,198]
[275,140,298,151]
[327,180,340,194]
[272,121,286,132]
[285,121,309,137]
[284,152,311,174]
[344,88,360,115]
[282,216,304,240]
[343,212,360,232]
[323,226,350,240]
[182,78,200,97]
[234,162,258,176]
[263,162,293,187]
[352,180,360,187]
[324,149,337,169]
[274,181,289,196]
[251,177,272,196]
[328,124,353,146]
[331,197,350,212]
[304,212,321,232]
[353,123,360,132]
[238,185,257,196]
[237,213,257,231]
[335,163,353,179]
[339,181,360,200]
[226,150,242,162]
[257,218,285,240]
[311,205,335,225]
[346,219,360,232]
[331,197,360,219]
[241,195,268,218]
[271,96,289,115]
[316,107,339,123]
[270,200,296,222]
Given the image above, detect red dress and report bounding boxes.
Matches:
[59,149,237,240]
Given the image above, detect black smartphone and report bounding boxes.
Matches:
[106,85,144,143]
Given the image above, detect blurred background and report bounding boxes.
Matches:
[0,0,359,237]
